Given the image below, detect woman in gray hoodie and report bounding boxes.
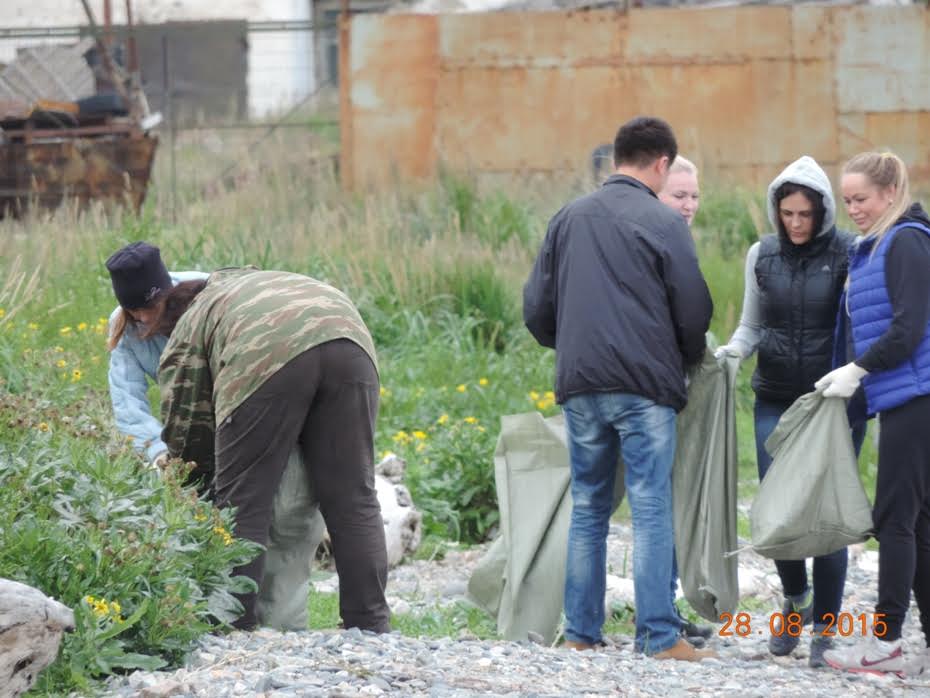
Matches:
[716,156,865,667]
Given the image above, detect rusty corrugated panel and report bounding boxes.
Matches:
[835,6,930,114]
[349,13,438,187]
[436,65,633,172]
[344,6,930,190]
[625,7,790,63]
[792,5,834,62]
[438,10,624,68]
[863,111,930,182]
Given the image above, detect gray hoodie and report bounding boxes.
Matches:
[727,156,838,357]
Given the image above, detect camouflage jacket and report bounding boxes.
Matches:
[158,268,377,472]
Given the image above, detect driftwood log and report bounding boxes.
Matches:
[0,579,74,698]
[375,454,423,568]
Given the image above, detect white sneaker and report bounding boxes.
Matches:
[904,646,930,676]
[823,635,906,675]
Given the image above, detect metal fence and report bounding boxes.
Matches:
[0,19,340,219]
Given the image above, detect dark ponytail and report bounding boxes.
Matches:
[142,279,207,339]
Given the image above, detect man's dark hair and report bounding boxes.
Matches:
[773,181,826,240]
[142,279,207,339]
[613,117,678,169]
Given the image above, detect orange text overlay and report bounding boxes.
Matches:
[718,611,887,638]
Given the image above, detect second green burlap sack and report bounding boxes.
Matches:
[749,391,874,560]
[467,351,740,643]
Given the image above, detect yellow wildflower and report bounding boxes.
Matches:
[0,308,5,318]
[412,430,427,440]
[54,345,64,353]
[456,384,467,393]
[392,430,411,445]
[213,525,234,546]
[77,322,88,331]
[37,422,49,432]
[477,426,486,433]
[194,511,208,522]
[464,416,478,424]
[28,322,39,331]
[71,369,82,382]
[479,377,489,386]
[59,326,72,335]
[98,317,108,325]
[379,386,390,398]
[56,359,67,368]
[529,390,540,401]
[544,390,555,400]
[84,595,110,619]
[437,414,449,425]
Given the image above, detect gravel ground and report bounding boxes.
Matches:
[100,524,930,697]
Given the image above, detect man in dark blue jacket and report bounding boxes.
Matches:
[524,116,713,661]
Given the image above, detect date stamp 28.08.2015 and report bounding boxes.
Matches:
[718,611,887,638]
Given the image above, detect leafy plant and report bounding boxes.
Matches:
[0,440,260,693]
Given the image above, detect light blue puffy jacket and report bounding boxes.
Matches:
[108,271,209,462]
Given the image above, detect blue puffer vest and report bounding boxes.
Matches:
[848,221,930,415]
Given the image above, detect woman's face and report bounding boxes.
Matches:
[658,170,700,227]
[778,191,817,245]
[126,304,160,327]
[841,172,894,234]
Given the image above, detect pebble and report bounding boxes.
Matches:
[99,524,930,697]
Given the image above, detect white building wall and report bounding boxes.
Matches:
[2,0,317,117]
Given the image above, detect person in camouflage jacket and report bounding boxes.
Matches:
[153,267,390,632]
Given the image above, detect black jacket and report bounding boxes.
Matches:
[753,226,854,402]
[523,175,713,412]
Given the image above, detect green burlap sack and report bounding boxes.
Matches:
[750,391,873,560]
[467,350,740,640]
[256,447,326,630]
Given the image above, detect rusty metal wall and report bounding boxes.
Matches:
[343,5,930,189]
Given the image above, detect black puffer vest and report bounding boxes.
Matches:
[752,227,853,402]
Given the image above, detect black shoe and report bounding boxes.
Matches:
[809,630,834,668]
[769,588,813,657]
[681,627,706,648]
[676,607,713,642]
[681,617,714,641]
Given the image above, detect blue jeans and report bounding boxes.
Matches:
[562,392,680,654]
[754,397,866,625]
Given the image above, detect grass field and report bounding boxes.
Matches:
[0,132,886,693]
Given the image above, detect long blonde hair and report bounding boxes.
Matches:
[842,151,911,245]
[106,309,132,351]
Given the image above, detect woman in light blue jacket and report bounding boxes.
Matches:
[106,245,207,465]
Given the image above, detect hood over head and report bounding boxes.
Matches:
[766,155,836,239]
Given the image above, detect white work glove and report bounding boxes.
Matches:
[714,344,743,360]
[150,451,169,470]
[815,362,868,398]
